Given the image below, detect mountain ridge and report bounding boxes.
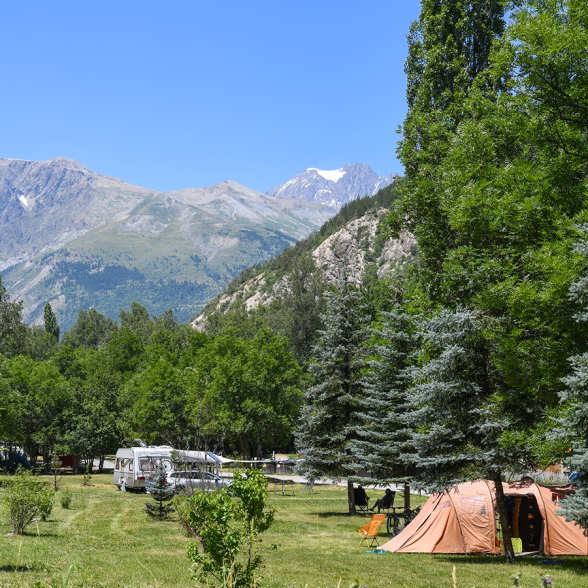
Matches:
[193,181,414,330]
[0,157,334,329]
[1,156,399,331]
[266,163,399,210]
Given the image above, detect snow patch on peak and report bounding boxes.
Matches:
[308,167,347,183]
[19,195,33,211]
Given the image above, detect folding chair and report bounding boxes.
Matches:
[357,514,386,547]
[302,480,314,494]
[353,487,370,514]
[377,490,396,514]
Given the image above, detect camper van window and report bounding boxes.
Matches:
[139,459,155,472]
[115,459,120,470]
[129,461,133,472]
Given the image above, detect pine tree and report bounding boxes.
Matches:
[144,460,175,520]
[295,262,369,514]
[350,299,419,509]
[405,308,535,563]
[43,302,60,342]
[557,226,588,534]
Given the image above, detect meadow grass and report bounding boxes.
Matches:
[0,473,586,587]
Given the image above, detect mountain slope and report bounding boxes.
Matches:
[1,159,334,330]
[193,181,415,329]
[266,163,398,210]
[0,157,154,271]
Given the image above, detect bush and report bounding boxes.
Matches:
[1,468,54,535]
[60,487,73,509]
[173,493,195,537]
[186,469,275,588]
[39,488,54,521]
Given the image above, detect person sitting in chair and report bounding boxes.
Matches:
[369,488,395,513]
[353,485,370,510]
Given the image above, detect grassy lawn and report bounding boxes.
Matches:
[0,473,587,587]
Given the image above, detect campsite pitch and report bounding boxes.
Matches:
[0,474,586,587]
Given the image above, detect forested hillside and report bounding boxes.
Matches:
[195,181,405,323]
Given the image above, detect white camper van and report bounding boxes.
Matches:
[113,446,174,490]
[113,445,229,491]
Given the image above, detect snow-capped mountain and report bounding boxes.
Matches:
[266,163,399,210]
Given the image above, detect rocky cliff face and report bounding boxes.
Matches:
[192,208,415,328]
[266,163,398,210]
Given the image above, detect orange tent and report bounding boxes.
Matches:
[380,478,588,556]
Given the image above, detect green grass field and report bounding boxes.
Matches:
[0,474,586,588]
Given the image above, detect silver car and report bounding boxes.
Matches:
[165,470,230,492]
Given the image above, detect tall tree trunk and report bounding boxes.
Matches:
[491,470,515,564]
[404,484,410,510]
[43,447,50,474]
[347,480,356,515]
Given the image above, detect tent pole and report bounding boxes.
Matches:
[446,489,468,554]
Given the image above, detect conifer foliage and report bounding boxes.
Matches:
[558,227,588,534]
[404,308,534,563]
[144,460,175,520]
[296,262,369,514]
[44,302,60,341]
[350,301,418,494]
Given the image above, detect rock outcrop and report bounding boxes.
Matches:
[193,209,415,329]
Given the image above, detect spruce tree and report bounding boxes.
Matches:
[405,308,534,563]
[43,302,60,342]
[144,460,175,520]
[296,262,369,514]
[557,226,588,534]
[350,299,419,508]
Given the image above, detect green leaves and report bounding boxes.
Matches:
[187,327,304,457]
[186,469,275,588]
[1,468,54,535]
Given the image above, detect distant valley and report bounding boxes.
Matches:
[0,157,395,330]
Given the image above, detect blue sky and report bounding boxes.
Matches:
[0,1,420,193]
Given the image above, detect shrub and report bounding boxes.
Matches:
[49,456,64,491]
[1,468,53,535]
[186,469,275,588]
[82,463,92,486]
[173,493,195,537]
[39,488,55,521]
[60,487,73,509]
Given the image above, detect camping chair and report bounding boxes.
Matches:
[354,487,370,514]
[357,514,386,548]
[377,490,396,514]
[302,480,314,494]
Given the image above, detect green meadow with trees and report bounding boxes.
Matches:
[2,0,588,585]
